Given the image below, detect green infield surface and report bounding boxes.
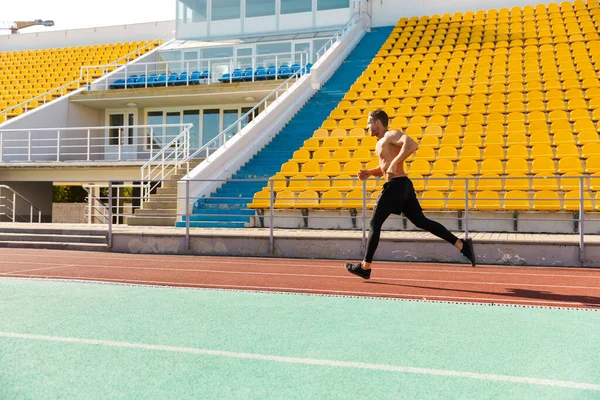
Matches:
[0,278,599,399]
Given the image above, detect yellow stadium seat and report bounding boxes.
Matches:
[438,146,458,160]
[409,173,425,191]
[312,148,331,162]
[503,190,531,210]
[322,160,341,177]
[288,175,310,192]
[248,190,271,209]
[320,190,344,209]
[303,138,320,151]
[475,190,501,210]
[505,158,530,174]
[446,191,472,210]
[408,160,431,175]
[455,159,479,175]
[463,134,482,147]
[310,174,331,192]
[295,190,319,209]
[332,148,351,163]
[577,131,599,145]
[344,189,365,209]
[333,173,355,191]
[267,174,287,192]
[553,131,576,145]
[415,147,436,161]
[300,160,320,176]
[564,190,594,211]
[274,190,296,208]
[440,134,461,148]
[421,191,445,210]
[478,173,502,191]
[556,144,580,158]
[532,174,559,191]
[459,145,481,160]
[293,149,311,163]
[427,173,450,191]
[281,161,299,177]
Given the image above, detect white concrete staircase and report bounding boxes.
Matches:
[127,159,203,226]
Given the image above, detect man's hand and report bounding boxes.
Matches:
[358,169,370,180]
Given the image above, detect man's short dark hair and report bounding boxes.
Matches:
[369,109,389,128]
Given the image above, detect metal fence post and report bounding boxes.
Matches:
[185,179,190,250]
[361,178,367,255]
[464,178,470,238]
[269,179,274,254]
[579,176,585,265]
[108,181,113,248]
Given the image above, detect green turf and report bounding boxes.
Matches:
[0,278,599,399]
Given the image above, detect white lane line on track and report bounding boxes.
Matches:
[0,331,598,391]
[0,265,77,275]
[5,264,598,290]
[1,275,596,307]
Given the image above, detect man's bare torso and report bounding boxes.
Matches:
[375,131,407,181]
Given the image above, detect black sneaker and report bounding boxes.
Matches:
[461,238,476,267]
[345,263,371,279]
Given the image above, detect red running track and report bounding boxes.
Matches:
[0,248,599,309]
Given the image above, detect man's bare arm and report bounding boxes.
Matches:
[358,167,383,180]
[386,130,418,175]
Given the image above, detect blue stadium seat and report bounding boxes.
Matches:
[110,79,125,89]
[188,71,202,84]
[266,67,278,79]
[153,73,168,86]
[231,70,244,82]
[199,70,210,79]
[278,67,292,79]
[174,72,188,85]
[167,72,179,86]
[131,74,147,88]
[254,67,267,80]
[146,73,159,86]
[218,73,231,83]
[290,64,301,73]
[124,75,138,88]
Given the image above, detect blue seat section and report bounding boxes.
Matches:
[176,27,393,228]
[109,63,314,88]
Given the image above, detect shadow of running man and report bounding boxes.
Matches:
[366,281,600,308]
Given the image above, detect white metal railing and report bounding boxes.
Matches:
[141,123,193,203]
[315,13,360,60]
[0,124,192,163]
[0,185,42,223]
[90,51,312,90]
[0,38,170,123]
[184,13,362,164]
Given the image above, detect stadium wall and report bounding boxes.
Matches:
[0,20,175,51]
[371,0,557,27]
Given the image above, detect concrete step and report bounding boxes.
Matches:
[142,200,177,210]
[134,208,177,216]
[0,240,109,251]
[156,187,178,196]
[0,226,107,237]
[0,232,107,244]
[127,216,176,226]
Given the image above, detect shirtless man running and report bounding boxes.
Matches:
[345,109,476,279]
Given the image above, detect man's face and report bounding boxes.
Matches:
[367,115,381,137]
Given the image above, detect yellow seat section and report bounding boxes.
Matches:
[563,191,594,211]
[274,190,296,208]
[421,191,445,210]
[248,189,271,209]
[320,190,344,209]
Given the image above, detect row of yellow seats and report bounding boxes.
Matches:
[249,189,381,210]
[0,41,157,56]
[293,148,375,163]
[406,156,600,175]
[386,31,599,44]
[280,159,380,177]
[415,174,598,192]
[419,189,599,211]
[264,172,600,193]
[415,143,600,160]
[249,189,599,212]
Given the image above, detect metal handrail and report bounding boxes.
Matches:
[0,184,42,223]
[141,123,193,202]
[315,13,360,60]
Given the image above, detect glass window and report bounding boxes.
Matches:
[183,110,201,150]
[256,42,292,68]
[293,42,311,65]
[223,109,239,140]
[236,47,253,69]
[166,112,181,144]
[177,0,207,23]
[127,113,135,145]
[281,0,311,14]
[203,109,220,146]
[241,107,254,129]
[246,0,275,18]
[313,38,329,62]
[317,0,350,11]
[147,111,164,149]
[212,0,240,21]
[184,51,199,73]
[109,114,124,146]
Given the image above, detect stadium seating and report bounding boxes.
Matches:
[250,0,600,214]
[0,40,160,120]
